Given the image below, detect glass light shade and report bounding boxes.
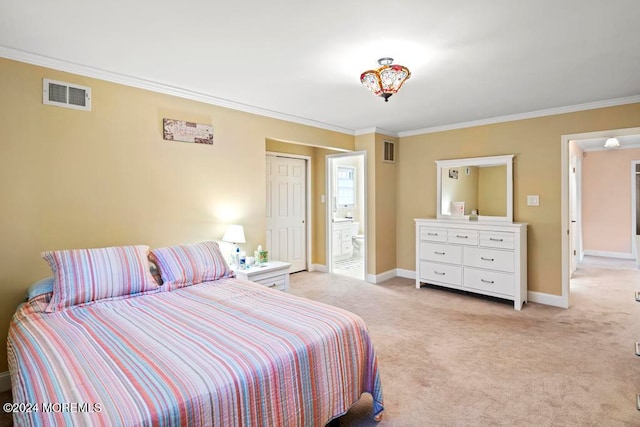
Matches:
[360,58,411,102]
[604,137,620,148]
[222,224,246,244]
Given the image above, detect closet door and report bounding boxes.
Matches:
[266,155,306,273]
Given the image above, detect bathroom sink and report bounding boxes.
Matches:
[332,218,353,223]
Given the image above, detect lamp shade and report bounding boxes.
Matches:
[360,57,411,102]
[604,137,620,148]
[222,225,246,244]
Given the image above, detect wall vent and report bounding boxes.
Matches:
[43,78,91,111]
[383,140,395,163]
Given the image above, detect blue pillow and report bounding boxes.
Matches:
[27,276,54,299]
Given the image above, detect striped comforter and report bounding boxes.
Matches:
[8,278,383,426]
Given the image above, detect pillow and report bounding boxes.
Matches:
[149,241,234,290]
[42,245,159,312]
[26,276,54,300]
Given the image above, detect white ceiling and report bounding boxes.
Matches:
[1,0,639,135]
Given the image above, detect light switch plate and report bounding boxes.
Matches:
[321,195,326,203]
[527,195,540,206]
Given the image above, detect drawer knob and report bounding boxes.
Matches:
[480,257,495,262]
[456,235,468,239]
[489,238,504,242]
[480,279,495,284]
[434,251,446,255]
[427,232,438,236]
[268,284,277,288]
[434,271,445,276]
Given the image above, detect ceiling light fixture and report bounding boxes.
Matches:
[360,57,411,102]
[604,137,620,148]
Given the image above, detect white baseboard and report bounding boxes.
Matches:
[396,268,416,279]
[310,264,328,273]
[583,250,634,260]
[311,266,568,309]
[366,269,397,284]
[0,371,10,392]
[527,291,568,308]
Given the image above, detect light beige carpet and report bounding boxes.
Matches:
[289,261,640,426]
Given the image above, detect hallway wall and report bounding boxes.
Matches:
[582,147,640,256]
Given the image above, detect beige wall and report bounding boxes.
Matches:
[582,147,640,254]
[374,133,398,275]
[397,103,640,297]
[0,58,354,371]
[478,165,507,216]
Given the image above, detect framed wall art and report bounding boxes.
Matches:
[163,118,213,145]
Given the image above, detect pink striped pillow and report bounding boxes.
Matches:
[42,245,159,312]
[149,241,234,291]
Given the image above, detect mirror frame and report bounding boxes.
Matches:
[436,154,514,222]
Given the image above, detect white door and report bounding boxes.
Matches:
[266,155,306,273]
[569,155,579,275]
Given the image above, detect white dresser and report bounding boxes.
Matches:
[415,218,528,310]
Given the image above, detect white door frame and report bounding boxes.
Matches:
[569,153,583,275]
[561,126,640,308]
[326,151,368,280]
[632,160,640,261]
[266,151,312,272]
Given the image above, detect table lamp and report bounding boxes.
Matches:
[222,224,246,266]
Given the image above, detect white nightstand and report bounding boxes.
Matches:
[234,261,291,292]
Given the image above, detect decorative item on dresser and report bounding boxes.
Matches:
[234,261,291,291]
[415,219,528,310]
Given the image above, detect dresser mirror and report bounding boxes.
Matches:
[436,154,514,222]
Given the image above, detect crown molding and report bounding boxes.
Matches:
[398,95,640,137]
[0,45,356,136]
[4,45,639,140]
[578,142,640,152]
[354,127,398,137]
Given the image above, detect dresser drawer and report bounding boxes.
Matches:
[479,231,515,250]
[448,229,479,246]
[420,261,462,287]
[420,226,447,242]
[463,268,514,297]
[254,274,287,291]
[464,247,514,273]
[420,242,462,264]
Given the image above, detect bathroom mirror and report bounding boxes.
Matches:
[436,154,514,222]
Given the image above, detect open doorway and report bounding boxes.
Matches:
[562,127,640,306]
[326,152,367,280]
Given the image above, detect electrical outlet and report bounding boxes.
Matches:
[527,195,540,206]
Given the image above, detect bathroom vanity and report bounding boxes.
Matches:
[332,219,354,262]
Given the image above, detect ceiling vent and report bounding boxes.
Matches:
[43,78,91,111]
[383,140,395,163]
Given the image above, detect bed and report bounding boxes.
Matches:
[7,242,383,426]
